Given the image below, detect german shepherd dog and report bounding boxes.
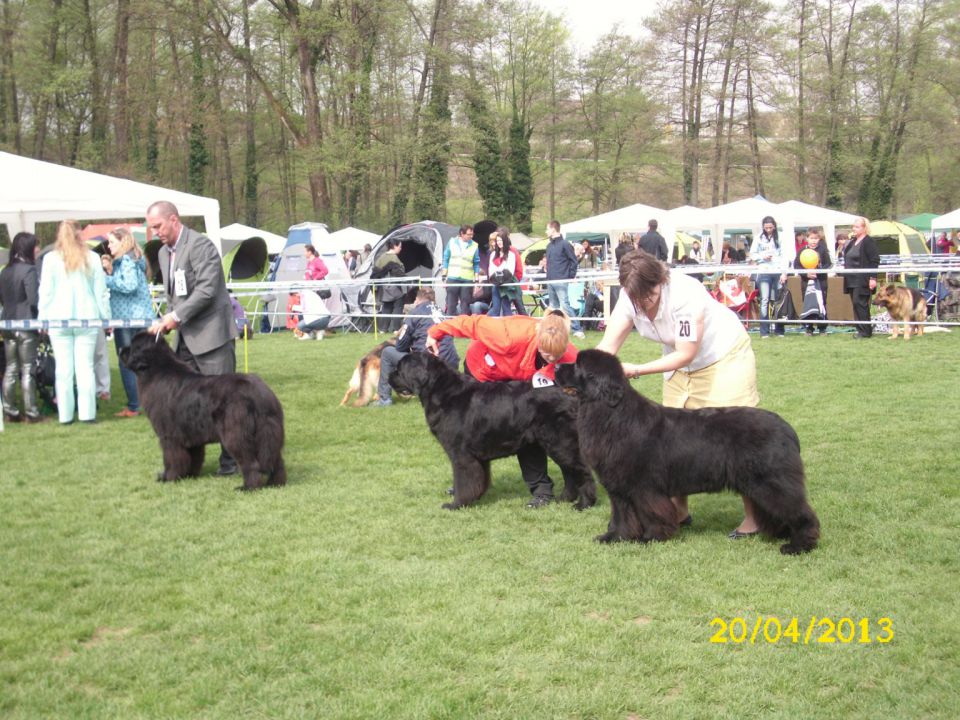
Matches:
[340,339,396,406]
[872,284,927,340]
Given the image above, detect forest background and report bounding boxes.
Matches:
[0,0,957,241]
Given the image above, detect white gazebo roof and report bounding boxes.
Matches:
[931,208,960,231]
[220,222,287,255]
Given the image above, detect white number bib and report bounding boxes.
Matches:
[675,315,697,342]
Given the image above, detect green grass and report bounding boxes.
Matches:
[1,328,958,719]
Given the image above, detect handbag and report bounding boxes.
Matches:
[773,287,797,320]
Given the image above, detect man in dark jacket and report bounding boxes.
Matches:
[638,219,669,262]
[541,220,584,336]
[373,287,459,406]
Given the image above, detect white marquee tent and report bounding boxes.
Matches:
[324,226,381,253]
[0,151,221,251]
[563,202,676,257]
[931,208,960,231]
[696,196,858,263]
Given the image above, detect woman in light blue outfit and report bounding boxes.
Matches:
[102,227,155,416]
[38,221,111,424]
[749,215,785,338]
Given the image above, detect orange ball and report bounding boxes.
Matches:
[799,248,819,269]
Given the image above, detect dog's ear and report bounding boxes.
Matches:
[593,367,624,407]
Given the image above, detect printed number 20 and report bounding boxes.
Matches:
[678,320,691,338]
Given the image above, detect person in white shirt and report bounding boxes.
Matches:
[749,215,786,337]
[595,251,762,538]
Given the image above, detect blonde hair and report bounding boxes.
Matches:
[56,220,92,274]
[536,310,571,357]
[108,227,142,260]
[854,217,871,235]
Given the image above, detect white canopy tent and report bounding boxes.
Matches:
[220,222,287,255]
[323,226,381,253]
[931,208,960,231]
[563,202,675,258]
[0,151,221,251]
[776,200,858,261]
[696,196,858,264]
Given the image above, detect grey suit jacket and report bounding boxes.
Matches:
[158,226,238,356]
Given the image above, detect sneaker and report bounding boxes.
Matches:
[572,331,586,339]
[315,330,325,340]
[370,398,393,407]
[525,495,554,509]
[298,332,314,341]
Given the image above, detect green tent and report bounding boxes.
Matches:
[898,213,938,233]
[868,220,930,256]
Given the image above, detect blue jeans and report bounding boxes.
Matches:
[757,274,782,336]
[113,327,141,411]
[488,289,513,317]
[297,316,331,333]
[546,282,582,332]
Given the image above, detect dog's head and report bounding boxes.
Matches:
[389,351,445,397]
[556,349,627,408]
[871,284,898,307]
[119,331,176,373]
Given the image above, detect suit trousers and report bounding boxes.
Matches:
[176,337,238,469]
[48,328,99,423]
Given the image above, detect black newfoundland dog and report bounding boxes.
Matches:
[389,351,596,511]
[555,350,819,554]
[120,332,286,491]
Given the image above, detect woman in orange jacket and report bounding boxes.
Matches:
[425,311,578,507]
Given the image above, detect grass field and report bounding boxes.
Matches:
[1,327,958,719]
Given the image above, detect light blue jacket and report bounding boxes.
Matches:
[38,250,111,322]
[105,255,154,320]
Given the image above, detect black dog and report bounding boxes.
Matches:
[389,352,596,511]
[556,350,819,554]
[120,332,286,491]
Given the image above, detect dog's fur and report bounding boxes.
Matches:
[389,351,596,510]
[872,284,927,340]
[120,332,286,491]
[340,339,396,406]
[555,350,819,554]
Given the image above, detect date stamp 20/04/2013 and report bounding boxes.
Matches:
[709,616,894,645]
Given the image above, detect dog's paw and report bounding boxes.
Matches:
[441,501,464,511]
[594,531,620,543]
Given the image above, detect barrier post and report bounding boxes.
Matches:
[372,285,379,337]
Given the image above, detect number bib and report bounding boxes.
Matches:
[675,315,697,342]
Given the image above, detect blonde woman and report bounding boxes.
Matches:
[425,311,578,508]
[102,227,154,416]
[38,221,111,424]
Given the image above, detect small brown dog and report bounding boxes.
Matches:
[340,339,396,406]
[872,284,927,340]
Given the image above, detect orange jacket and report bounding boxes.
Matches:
[428,314,577,383]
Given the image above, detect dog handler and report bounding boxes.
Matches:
[425,312,577,508]
[595,252,762,538]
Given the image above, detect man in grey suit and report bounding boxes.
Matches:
[147,200,239,475]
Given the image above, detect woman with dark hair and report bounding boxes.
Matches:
[487,227,520,317]
[371,237,405,332]
[0,232,43,422]
[842,217,879,339]
[101,227,155,416]
[304,244,329,281]
[749,215,786,338]
[595,251,763,538]
[38,220,111,424]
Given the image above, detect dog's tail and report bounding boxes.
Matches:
[755,500,819,555]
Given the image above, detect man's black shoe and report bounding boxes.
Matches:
[525,495,554,509]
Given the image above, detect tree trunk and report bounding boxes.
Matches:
[745,63,764,197]
[112,0,131,165]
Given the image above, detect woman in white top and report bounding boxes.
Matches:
[749,215,786,337]
[595,251,762,537]
[38,220,111,424]
[486,228,521,317]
